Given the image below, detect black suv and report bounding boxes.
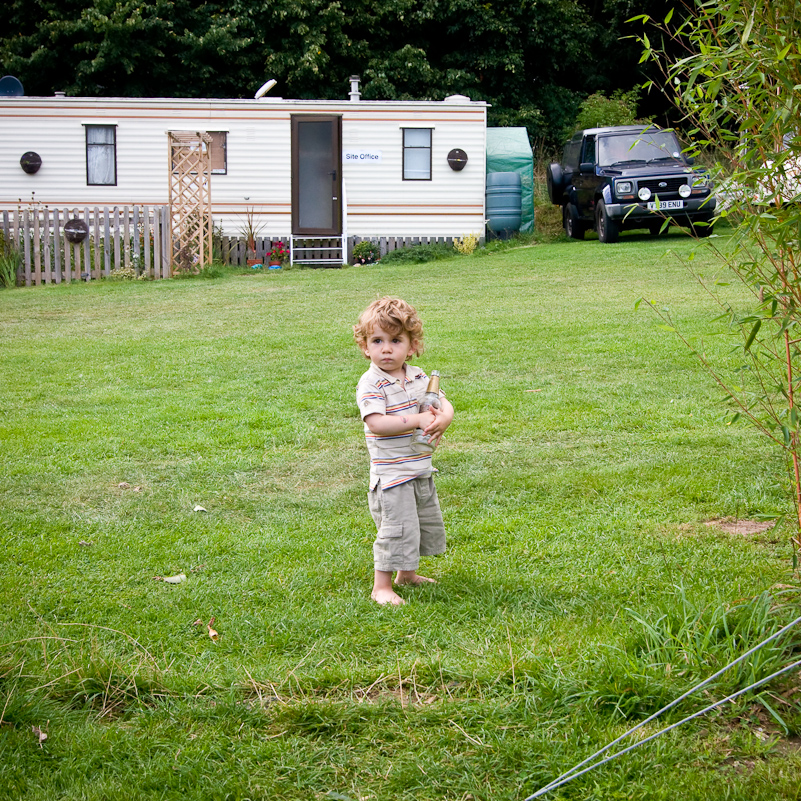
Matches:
[547,125,716,242]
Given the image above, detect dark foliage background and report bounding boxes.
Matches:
[0,0,679,147]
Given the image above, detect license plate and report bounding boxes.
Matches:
[647,199,683,210]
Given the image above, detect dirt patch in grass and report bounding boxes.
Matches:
[704,518,776,536]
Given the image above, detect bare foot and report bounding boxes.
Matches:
[371,587,405,606]
[394,571,437,586]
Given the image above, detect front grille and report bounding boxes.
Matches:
[637,177,687,194]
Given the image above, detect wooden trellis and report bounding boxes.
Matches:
[167,131,213,273]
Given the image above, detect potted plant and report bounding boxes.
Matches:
[239,206,265,266]
[267,240,289,269]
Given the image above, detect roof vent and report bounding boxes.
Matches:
[54,91,66,98]
[254,79,277,99]
[444,94,470,103]
[349,75,361,102]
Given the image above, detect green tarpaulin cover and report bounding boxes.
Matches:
[486,127,535,234]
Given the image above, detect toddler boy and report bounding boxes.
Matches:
[354,297,454,606]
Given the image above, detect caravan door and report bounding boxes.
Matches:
[291,115,342,236]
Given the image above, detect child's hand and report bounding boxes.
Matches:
[423,405,451,446]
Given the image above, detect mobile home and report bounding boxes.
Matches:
[0,83,488,264]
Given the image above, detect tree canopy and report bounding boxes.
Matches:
[0,0,673,146]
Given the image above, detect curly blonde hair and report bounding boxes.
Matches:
[353,296,424,357]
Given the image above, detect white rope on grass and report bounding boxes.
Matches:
[526,613,801,800]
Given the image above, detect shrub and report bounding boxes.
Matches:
[107,266,139,281]
[453,233,479,255]
[569,89,641,137]
[352,240,380,264]
[380,242,454,264]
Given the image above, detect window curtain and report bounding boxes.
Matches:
[87,127,116,185]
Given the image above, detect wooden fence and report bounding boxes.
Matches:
[1,206,170,286]
[219,235,458,266]
[0,206,463,284]
[349,235,457,262]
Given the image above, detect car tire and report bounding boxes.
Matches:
[647,219,664,236]
[546,163,565,205]
[563,204,585,240]
[595,199,620,243]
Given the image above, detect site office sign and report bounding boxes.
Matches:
[343,149,383,163]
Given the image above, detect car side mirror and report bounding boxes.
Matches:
[685,156,695,165]
[579,162,594,173]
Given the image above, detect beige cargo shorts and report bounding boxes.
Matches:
[368,476,446,572]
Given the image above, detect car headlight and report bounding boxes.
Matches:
[691,173,711,191]
[679,183,692,198]
[638,187,652,201]
[616,180,633,196]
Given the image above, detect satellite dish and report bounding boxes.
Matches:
[254,79,277,99]
[0,75,24,97]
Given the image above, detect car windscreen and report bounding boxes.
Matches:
[597,131,683,167]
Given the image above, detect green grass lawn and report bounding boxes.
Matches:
[1,230,799,801]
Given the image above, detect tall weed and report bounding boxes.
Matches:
[0,231,19,288]
[591,587,801,724]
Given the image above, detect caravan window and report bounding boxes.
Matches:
[403,128,432,180]
[209,132,227,174]
[169,132,227,174]
[85,125,117,186]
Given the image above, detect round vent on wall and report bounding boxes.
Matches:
[20,152,42,174]
[64,218,89,243]
[447,149,468,171]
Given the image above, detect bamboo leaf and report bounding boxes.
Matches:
[741,6,756,45]
[744,320,761,351]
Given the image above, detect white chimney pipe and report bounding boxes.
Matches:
[349,75,361,102]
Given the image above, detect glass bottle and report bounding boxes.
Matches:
[410,370,441,454]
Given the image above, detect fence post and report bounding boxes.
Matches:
[103,208,111,277]
[42,209,52,284]
[113,206,121,273]
[153,208,161,278]
[132,206,140,274]
[123,206,130,270]
[143,206,151,278]
[22,209,31,286]
[162,206,170,278]
[52,209,61,284]
[33,209,42,285]
[61,209,71,283]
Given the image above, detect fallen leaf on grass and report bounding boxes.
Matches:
[193,505,207,513]
[78,540,94,547]
[192,619,204,627]
[207,617,219,642]
[153,573,187,584]
[524,389,543,393]
[32,725,47,746]
[118,482,131,489]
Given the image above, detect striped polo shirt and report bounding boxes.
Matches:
[357,362,442,490]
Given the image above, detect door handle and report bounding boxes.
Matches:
[328,169,337,180]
